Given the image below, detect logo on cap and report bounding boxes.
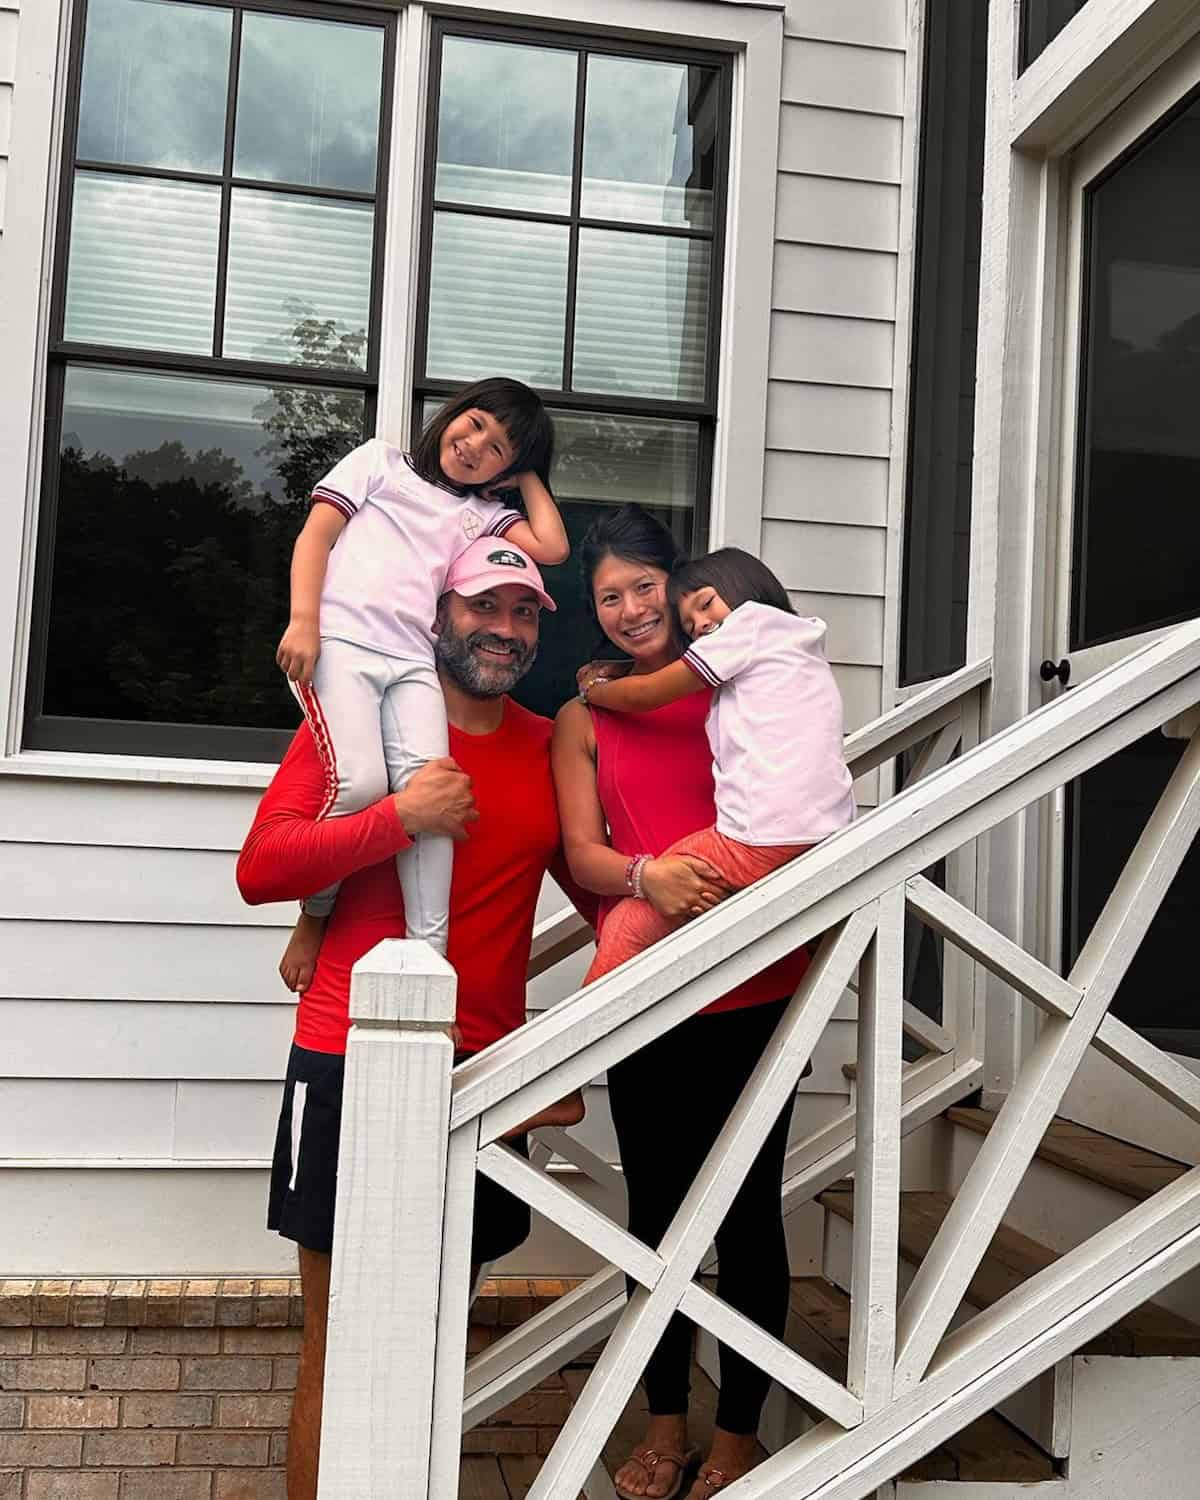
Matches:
[487,549,527,569]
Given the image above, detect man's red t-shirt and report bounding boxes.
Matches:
[238,698,586,1055]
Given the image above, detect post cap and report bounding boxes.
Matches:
[349,939,458,1026]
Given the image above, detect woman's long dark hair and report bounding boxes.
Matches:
[410,377,555,492]
[668,546,796,616]
[578,503,687,656]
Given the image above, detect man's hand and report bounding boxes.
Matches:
[394,757,479,841]
[277,619,321,685]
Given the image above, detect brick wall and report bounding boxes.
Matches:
[0,1278,580,1497]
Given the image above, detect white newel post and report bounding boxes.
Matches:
[317,940,457,1500]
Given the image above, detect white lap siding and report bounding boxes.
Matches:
[769,1,910,810]
[0,772,298,1275]
[0,1,15,233]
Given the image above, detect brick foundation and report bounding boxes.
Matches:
[0,1278,581,1496]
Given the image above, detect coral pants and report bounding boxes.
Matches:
[585,827,812,985]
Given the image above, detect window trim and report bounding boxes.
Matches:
[23,0,398,763]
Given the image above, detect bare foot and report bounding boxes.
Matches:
[279,911,328,993]
[685,1428,759,1497]
[615,1415,694,1499]
[502,1089,586,1140]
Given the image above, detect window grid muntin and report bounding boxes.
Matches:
[27,0,395,761]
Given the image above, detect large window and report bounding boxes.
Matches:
[416,21,730,716]
[28,0,393,759]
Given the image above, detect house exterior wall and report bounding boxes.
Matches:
[0,1,16,234]
[0,0,916,1277]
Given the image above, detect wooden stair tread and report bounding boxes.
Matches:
[785,1279,1057,1482]
[948,1106,1188,1202]
[820,1188,1200,1355]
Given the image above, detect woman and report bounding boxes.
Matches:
[552,505,812,1499]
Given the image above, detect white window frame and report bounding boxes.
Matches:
[0,0,783,788]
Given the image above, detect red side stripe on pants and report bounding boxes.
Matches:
[296,681,340,822]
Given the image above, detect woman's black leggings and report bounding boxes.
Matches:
[605,998,794,1436]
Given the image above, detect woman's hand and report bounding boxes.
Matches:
[277,619,321,685]
[641,855,731,921]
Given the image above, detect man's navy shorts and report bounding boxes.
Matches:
[268,1043,531,1261]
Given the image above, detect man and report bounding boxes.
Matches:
[237,538,593,1500]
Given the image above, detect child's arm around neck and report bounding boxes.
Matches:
[582,658,706,714]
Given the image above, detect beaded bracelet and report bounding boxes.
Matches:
[630,855,650,901]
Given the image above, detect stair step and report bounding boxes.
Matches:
[819,1187,1200,1355]
[948,1105,1188,1202]
[785,1278,1056,1483]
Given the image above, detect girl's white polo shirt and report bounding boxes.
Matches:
[312,438,520,664]
[683,602,856,845]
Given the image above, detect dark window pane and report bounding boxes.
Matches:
[224,191,373,367]
[77,0,231,173]
[1022,1,1090,69]
[42,366,364,733]
[553,410,698,509]
[582,56,717,230]
[573,228,710,399]
[65,172,220,354]
[900,0,988,685]
[1073,91,1200,648]
[425,212,569,386]
[534,409,700,718]
[436,37,576,215]
[519,412,699,717]
[1065,731,1200,1053]
[234,12,384,192]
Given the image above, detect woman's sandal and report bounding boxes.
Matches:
[692,1464,747,1494]
[614,1445,700,1500]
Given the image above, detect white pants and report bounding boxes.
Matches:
[291,637,451,954]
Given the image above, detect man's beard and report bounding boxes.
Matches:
[435,620,536,698]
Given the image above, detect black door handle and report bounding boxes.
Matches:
[1039,658,1072,687]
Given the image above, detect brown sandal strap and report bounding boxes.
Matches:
[635,1448,690,1474]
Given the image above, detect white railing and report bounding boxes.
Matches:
[317,620,1200,1500]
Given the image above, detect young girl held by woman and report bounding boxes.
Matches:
[579,547,854,984]
[275,377,569,992]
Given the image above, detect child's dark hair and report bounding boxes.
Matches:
[411,377,555,491]
[668,547,795,617]
[578,504,686,624]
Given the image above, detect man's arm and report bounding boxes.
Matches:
[237,728,476,905]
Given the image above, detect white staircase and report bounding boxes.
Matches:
[313,621,1200,1500]
[748,1108,1200,1498]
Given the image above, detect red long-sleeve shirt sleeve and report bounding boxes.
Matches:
[236,726,412,906]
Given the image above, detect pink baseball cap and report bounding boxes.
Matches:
[444,536,557,611]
